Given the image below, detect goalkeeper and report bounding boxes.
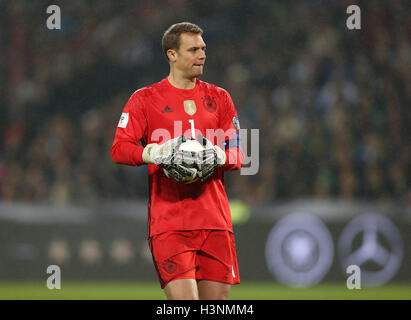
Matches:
[111,22,244,300]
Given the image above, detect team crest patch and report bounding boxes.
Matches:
[184,100,197,116]
[232,116,240,130]
[163,259,177,274]
[201,96,217,113]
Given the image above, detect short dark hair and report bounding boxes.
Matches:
[162,22,203,60]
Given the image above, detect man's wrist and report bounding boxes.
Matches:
[214,145,226,166]
[142,143,158,164]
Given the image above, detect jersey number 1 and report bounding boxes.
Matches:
[188,119,195,139]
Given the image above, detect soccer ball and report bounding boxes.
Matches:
[164,138,204,183]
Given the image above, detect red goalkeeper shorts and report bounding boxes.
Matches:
[148,230,240,289]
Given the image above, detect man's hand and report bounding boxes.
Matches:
[142,136,196,182]
[197,134,226,181]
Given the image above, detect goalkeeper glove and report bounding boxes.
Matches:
[197,134,226,181]
[142,136,197,182]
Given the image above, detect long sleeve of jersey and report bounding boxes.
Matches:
[111,93,147,166]
[218,90,244,172]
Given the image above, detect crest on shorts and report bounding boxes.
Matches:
[201,95,217,113]
[163,259,177,274]
[184,100,197,116]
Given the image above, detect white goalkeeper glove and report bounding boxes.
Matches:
[197,134,226,181]
[142,136,197,182]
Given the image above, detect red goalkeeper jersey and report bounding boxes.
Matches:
[111,77,244,237]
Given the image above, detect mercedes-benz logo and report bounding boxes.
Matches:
[265,212,334,287]
[338,213,403,286]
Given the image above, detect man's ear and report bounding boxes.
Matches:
[167,49,177,62]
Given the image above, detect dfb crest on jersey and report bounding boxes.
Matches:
[202,95,217,113]
[184,100,197,116]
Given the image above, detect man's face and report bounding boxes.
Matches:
[170,33,206,78]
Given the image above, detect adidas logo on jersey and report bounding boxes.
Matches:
[162,106,173,113]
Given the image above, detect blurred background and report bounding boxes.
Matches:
[0,0,410,299]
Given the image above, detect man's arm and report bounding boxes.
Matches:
[110,93,196,181]
[221,131,244,171]
[220,89,244,171]
[196,89,243,181]
[111,93,147,166]
[111,141,145,166]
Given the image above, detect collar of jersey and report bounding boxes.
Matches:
[164,77,199,96]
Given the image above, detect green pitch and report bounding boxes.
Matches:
[0,281,410,300]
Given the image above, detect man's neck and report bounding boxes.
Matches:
[168,72,197,90]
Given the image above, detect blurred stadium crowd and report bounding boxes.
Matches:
[0,0,410,206]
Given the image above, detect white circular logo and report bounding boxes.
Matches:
[338,213,403,286]
[265,212,334,287]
